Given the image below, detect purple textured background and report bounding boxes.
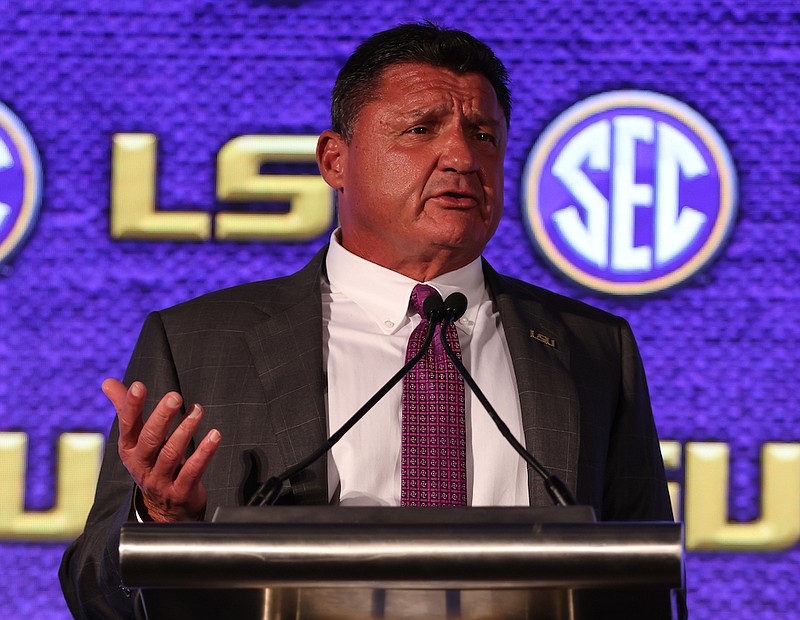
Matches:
[0,1,798,618]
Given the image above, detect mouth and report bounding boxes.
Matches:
[430,191,479,208]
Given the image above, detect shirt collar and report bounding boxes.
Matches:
[325,230,485,336]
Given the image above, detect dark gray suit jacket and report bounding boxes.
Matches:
[60,247,672,619]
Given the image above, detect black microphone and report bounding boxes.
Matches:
[247,289,447,506]
[441,293,577,507]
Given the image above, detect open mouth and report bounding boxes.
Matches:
[437,192,477,205]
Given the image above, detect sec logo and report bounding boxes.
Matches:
[523,91,737,295]
[0,101,42,268]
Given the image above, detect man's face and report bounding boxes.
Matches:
[318,62,507,279]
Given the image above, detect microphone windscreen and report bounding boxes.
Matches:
[444,293,468,321]
[422,290,445,319]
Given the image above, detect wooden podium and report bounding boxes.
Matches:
[119,506,683,619]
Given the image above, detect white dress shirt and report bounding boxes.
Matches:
[323,232,529,506]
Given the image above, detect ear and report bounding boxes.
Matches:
[316,130,347,191]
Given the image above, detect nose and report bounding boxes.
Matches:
[437,128,479,174]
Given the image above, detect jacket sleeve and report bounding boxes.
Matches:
[59,312,182,619]
[600,317,673,522]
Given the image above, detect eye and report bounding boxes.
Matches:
[475,132,496,144]
[407,126,429,135]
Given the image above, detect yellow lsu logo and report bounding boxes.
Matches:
[111,133,333,241]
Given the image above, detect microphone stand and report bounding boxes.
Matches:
[439,294,577,507]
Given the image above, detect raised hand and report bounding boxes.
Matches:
[102,378,221,522]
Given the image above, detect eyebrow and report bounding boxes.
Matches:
[397,104,503,130]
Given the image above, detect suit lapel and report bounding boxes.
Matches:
[244,248,329,504]
[483,262,581,507]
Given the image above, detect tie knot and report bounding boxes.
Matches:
[409,284,438,319]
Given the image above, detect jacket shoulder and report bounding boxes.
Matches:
[155,246,326,328]
[485,265,625,330]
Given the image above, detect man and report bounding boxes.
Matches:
[60,23,673,618]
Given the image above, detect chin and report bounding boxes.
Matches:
[430,233,489,258]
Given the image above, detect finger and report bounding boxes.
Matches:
[108,380,147,451]
[150,403,205,480]
[101,378,127,411]
[132,391,184,468]
[172,428,221,499]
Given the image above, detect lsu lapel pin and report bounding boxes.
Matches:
[530,329,557,348]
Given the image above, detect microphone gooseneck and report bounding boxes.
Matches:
[248,288,577,508]
[440,293,577,507]
[247,289,447,506]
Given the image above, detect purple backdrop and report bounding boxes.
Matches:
[0,1,798,618]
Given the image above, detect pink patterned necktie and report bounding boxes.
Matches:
[401,284,467,506]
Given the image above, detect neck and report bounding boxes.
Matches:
[358,249,479,282]
[388,256,475,282]
[337,235,481,282]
